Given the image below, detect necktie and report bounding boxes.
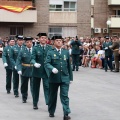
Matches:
[29,48,31,53]
[58,50,60,55]
[42,46,45,51]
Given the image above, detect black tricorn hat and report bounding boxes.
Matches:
[16,35,24,40]
[24,37,33,41]
[37,33,47,37]
[104,36,109,39]
[52,36,63,40]
[8,37,15,42]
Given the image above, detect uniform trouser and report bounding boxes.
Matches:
[104,56,113,71]
[114,55,119,71]
[6,69,12,92]
[72,54,79,70]
[21,76,33,100]
[13,69,19,95]
[33,77,49,106]
[48,82,71,115]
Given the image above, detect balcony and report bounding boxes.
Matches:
[0,0,37,23]
[109,15,120,28]
[0,0,32,7]
[49,11,77,24]
[108,0,120,5]
[0,9,37,23]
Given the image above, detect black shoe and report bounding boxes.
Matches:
[22,100,27,103]
[33,105,38,110]
[76,69,78,71]
[64,115,71,120]
[15,95,19,98]
[49,114,54,117]
[105,70,107,72]
[7,91,10,94]
[110,69,113,72]
[72,69,75,71]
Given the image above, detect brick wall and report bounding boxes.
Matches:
[77,0,91,38]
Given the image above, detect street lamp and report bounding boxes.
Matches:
[106,20,111,37]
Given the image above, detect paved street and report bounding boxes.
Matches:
[0,58,120,120]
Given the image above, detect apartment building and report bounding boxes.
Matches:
[0,0,91,38]
[92,0,120,37]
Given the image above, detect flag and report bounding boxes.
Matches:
[0,5,33,13]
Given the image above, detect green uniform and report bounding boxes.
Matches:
[102,42,113,71]
[16,47,33,101]
[45,48,73,115]
[31,44,52,106]
[2,45,13,93]
[11,45,24,96]
[70,40,81,71]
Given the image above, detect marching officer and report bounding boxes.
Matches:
[70,36,81,71]
[102,36,113,72]
[45,36,73,120]
[109,35,120,72]
[16,37,33,103]
[2,38,15,94]
[11,35,24,97]
[31,33,52,109]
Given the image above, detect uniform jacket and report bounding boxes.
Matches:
[11,45,24,67]
[102,42,113,56]
[70,40,81,54]
[2,45,13,70]
[110,41,119,57]
[31,44,52,78]
[16,47,33,77]
[45,48,73,83]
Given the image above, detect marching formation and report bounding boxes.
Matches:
[2,33,73,120]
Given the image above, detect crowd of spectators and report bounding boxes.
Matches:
[0,35,120,72]
[61,36,120,72]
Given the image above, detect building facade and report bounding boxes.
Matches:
[92,0,120,37]
[0,0,91,39]
[0,0,119,38]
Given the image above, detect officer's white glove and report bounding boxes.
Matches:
[4,63,8,67]
[34,63,41,68]
[18,71,22,75]
[52,68,58,74]
[105,47,108,50]
[14,66,17,70]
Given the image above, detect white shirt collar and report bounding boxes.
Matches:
[40,44,46,47]
[55,48,61,53]
[27,47,32,51]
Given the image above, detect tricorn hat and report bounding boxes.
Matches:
[24,37,33,41]
[52,36,63,40]
[37,33,47,37]
[16,35,24,40]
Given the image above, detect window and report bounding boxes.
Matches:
[10,26,23,36]
[64,2,76,11]
[49,0,77,11]
[48,27,62,38]
[116,10,120,16]
[49,5,62,11]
